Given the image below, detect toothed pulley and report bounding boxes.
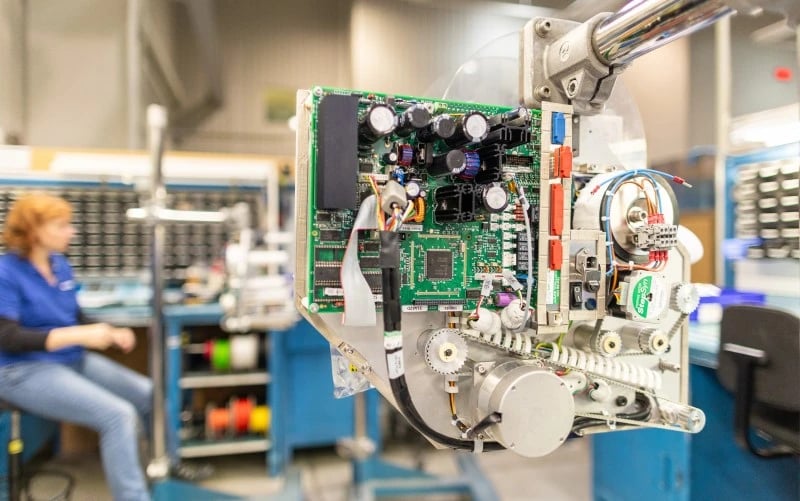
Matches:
[419,328,468,375]
[670,283,700,314]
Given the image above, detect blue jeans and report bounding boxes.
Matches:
[0,352,153,501]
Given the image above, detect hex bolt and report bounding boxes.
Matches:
[566,78,578,97]
[477,365,487,375]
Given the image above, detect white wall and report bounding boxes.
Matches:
[350,0,547,98]
[26,0,128,148]
[172,0,353,156]
[622,38,692,164]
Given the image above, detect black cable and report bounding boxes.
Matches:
[618,392,652,421]
[571,392,653,436]
[379,230,505,452]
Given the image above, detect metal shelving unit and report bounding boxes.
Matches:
[164,304,272,464]
[179,437,272,459]
[179,371,271,389]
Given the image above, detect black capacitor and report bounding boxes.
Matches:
[444,111,490,148]
[383,150,399,165]
[429,150,466,178]
[358,103,396,145]
[417,114,456,143]
[488,107,530,130]
[395,105,431,137]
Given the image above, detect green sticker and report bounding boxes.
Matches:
[632,276,652,318]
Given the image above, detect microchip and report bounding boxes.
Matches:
[319,229,344,241]
[316,212,332,223]
[359,256,380,269]
[314,267,341,283]
[359,161,373,173]
[425,250,453,280]
[364,273,382,290]
[363,242,381,253]
[402,273,409,284]
[466,289,481,299]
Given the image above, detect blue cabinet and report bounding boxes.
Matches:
[268,319,380,476]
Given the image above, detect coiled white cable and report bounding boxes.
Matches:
[549,345,662,390]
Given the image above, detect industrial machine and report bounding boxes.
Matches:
[293,0,798,458]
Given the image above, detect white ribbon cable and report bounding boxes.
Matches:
[342,195,379,326]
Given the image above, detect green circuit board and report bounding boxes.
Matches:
[303,87,544,314]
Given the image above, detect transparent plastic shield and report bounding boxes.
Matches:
[425,31,647,170]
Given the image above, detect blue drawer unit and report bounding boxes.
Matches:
[268,319,380,476]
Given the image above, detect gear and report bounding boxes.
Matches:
[670,283,700,314]
[422,328,468,375]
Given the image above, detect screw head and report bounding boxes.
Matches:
[615,396,628,407]
[566,78,578,97]
[309,303,320,313]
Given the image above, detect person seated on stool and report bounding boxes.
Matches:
[0,193,152,501]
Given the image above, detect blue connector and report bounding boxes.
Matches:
[551,112,565,145]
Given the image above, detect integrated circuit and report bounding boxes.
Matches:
[314,266,341,283]
[425,250,453,281]
[319,229,344,242]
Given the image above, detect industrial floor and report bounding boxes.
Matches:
[29,437,591,500]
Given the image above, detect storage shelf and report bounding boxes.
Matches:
[179,371,270,389]
[179,437,271,458]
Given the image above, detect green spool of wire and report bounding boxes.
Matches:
[211,339,231,372]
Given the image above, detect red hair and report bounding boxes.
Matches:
[3,193,72,256]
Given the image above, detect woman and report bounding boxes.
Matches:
[0,193,152,501]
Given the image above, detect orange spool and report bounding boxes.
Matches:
[205,406,230,439]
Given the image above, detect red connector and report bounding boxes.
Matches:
[649,250,669,262]
[550,184,564,236]
[671,176,693,188]
[554,146,572,178]
[549,240,563,270]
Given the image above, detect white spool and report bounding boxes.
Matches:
[230,334,259,371]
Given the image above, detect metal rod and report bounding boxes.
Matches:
[145,104,169,477]
[593,0,734,66]
[714,17,731,285]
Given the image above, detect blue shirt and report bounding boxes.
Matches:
[0,253,84,365]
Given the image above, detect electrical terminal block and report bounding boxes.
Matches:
[631,223,678,251]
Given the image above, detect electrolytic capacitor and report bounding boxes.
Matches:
[488,107,529,129]
[429,150,466,178]
[405,180,422,199]
[417,114,456,143]
[457,151,481,180]
[482,183,509,213]
[359,103,396,144]
[383,150,399,165]
[397,144,415,167]
[393,168,406,185]
[395,104,431,137]
[445,111,490,148]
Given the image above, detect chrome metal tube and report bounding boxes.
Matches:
[593,0,734,66]
[146,104,168,475]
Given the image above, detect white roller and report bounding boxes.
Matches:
[230,334,260,370]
